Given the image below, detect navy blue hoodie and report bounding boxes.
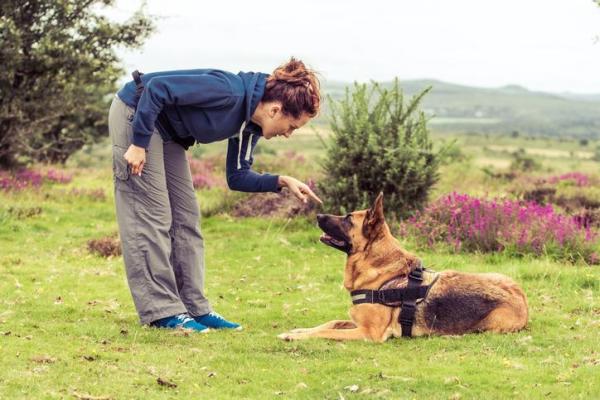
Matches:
[117,69,279,193]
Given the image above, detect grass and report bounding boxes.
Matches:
[1,163,599,399]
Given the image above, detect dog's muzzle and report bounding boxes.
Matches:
[317,214,351,253]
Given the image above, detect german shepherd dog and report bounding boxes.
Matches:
[278,193,528,342]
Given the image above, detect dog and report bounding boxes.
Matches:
[278,193,528,342]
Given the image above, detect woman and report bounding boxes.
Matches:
[108,58,322,332]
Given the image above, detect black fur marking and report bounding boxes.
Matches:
[422,293,500,334]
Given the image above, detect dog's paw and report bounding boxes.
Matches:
[289,327,311,333]
[277,332,304,341]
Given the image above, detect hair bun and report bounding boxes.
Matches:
[264,57,321,118]
[272,57,312,86]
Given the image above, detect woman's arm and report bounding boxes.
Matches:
[225,133,280,192]
[225,133,321,204]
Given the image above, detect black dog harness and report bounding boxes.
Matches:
[130,70,196,150]
[350,262,438,337]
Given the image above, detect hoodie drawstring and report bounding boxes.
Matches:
[245,133,254,164]
[237,121,247,170]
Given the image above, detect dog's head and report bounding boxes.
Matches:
[317,192,388,254]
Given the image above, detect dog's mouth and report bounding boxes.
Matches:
[317,214,352,253]
[319,232,350,252]
[320,233,345,247]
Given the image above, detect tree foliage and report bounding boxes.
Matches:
[318,80,447,221]
[0,0,154,168]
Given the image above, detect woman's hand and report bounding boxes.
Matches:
[124,144,146,176]
[278,175,322,204]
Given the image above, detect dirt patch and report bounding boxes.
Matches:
[88,235,121,258]
[230,188,319,218]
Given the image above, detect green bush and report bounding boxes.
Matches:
[318,79,445,220]
[509,148,541,172]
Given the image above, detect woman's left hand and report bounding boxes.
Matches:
[278,176,322,205]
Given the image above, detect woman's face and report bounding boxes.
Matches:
[261,104,312,140]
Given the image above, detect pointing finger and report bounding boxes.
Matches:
[302,186,322,204]
[291,186,307,203]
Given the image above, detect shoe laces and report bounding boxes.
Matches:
[175,313,194,325]
[207,312,225,321]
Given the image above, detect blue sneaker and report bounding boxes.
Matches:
[151,313,210,333]
[193,312,242,330]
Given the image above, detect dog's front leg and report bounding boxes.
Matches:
[287,320,357,334]
[278,323,384,342]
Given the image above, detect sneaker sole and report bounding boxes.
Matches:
[179,327,211,334]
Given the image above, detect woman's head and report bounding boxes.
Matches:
[264,57,321,119]
[254,57,321,139]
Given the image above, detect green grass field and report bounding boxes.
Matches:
[1,133,599,399]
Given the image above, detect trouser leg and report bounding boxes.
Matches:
[163,141,212,316]
[109,96,187,324]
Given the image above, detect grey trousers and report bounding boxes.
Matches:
[108,95,211,324]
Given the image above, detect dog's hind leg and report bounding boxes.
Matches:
[287,320,356,334]
[475,304,528,333]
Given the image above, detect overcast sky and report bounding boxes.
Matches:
[106,0,600,94]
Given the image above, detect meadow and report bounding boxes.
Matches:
[1,129,599,399]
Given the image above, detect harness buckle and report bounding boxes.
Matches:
[409,270,423,283]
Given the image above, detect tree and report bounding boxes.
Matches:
[0,0,154,168]
[318,80,447,221]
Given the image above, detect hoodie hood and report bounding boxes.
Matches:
[237,71,269,124]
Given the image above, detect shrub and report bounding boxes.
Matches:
[509,149,540,172]
[44,168,73,184]
[0,167,73,191]
[318,80,446,220]
[188,157,225,189]
[548,172,594,187]
[0,169,43,191]
[400,193,598,264]
[510,172,600,222]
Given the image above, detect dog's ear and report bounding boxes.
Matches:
[372,192,384,216]
[363,192,385,237]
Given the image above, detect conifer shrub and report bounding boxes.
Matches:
[318,80,446,220]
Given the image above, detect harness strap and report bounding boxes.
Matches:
[349,262,434,338]
[351,285,429,305]
[400,265,424,337]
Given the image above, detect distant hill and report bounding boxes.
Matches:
[317,79,600,138]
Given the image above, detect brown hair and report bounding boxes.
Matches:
[263,57,321,119]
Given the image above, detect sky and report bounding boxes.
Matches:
[105,0,600,94]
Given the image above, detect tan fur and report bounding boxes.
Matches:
[278,193,528,342]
